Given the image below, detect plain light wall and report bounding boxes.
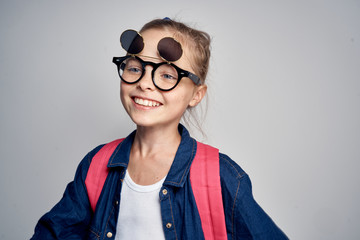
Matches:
[1,1,359,239]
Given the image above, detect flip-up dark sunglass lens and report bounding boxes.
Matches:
[157,37,183,62]
[120,30,144,54]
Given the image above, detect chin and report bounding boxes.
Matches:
[130,116,159,128]
[132,117,180,130]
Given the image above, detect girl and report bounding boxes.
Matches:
[31,18,288,240]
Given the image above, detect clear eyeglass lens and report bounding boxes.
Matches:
[119,57,179,90]
[154,64,178,90]
[119,57,143,83]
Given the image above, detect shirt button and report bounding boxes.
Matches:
[107,232,113,238]
[166,223,172,229]
[162,189,168,195]
[115,200,119,205]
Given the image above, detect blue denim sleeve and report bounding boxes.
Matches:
[30,145,103,240]
[219,153,288,240]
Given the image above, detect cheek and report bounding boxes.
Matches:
[120,83,129,105]
[169,89,195,108]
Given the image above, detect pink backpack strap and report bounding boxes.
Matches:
[85,138,124,212]
[190,142,228,240]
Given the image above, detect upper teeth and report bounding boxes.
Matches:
[134,97,160,107]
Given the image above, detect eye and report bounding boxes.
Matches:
[124,58,142,74]
[127,66,142,73]
[157,65,178,82]
[161,73,177,80]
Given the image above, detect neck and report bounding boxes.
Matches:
[132,123,181,158]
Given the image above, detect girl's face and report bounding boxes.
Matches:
[120,28,206,130]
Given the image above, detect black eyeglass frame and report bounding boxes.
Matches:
[113,55,201,91]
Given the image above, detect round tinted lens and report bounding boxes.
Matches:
[120,30,144,54]
[154,64,179,90]
[157,37,183,62]
[119,57,143,83]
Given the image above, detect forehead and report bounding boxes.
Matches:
[140,28,178,49]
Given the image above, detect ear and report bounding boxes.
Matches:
[189,85,207,107]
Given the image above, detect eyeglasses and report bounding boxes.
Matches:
[112,29,201,91]
[113,55,200,91]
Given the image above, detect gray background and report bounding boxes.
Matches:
[1,0,359,239]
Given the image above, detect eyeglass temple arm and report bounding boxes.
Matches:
[187,72,201,85]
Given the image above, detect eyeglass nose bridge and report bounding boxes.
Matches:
[137,60,161,88]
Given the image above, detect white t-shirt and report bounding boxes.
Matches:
[115,170,166,240]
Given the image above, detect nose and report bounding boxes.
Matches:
[137,65,155,91]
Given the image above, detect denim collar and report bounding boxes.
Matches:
[107,124,197,188]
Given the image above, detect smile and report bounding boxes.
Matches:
[133,97,161,107]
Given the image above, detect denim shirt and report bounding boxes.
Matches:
[31,125,288,240]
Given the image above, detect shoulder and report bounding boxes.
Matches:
[74,144,106,179]
[219,152,248,180]
[82,144,105,166]
[218,152,254,201]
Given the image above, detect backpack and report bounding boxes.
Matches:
[85,139,227,240]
